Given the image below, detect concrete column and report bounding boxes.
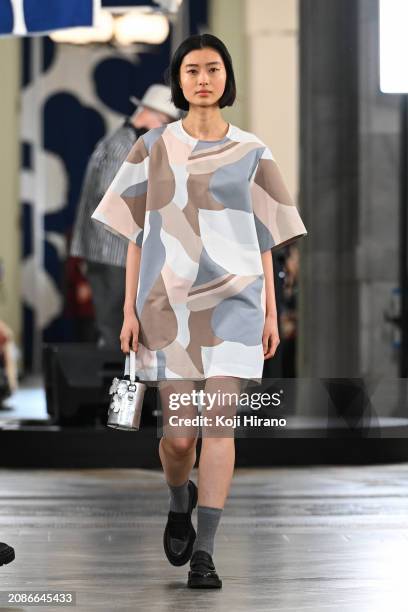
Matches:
[245,0,298,199]
[358,0,400,379]
[298,0,361,378]
[209,0,248,129]
[298,0,400,380]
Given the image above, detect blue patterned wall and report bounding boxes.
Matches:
[21,1,208,370]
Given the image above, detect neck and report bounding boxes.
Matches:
[181,108,229,140]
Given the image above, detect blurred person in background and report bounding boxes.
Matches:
[64,230,97,343]
[0,320,18,404]
[0,323,17,564]
[69,84,180,348]
[280,244,300,378]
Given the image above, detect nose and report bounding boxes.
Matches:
[198,71,209,86]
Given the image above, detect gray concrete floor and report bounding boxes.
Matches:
[0,464,408,611]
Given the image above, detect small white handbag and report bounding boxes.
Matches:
[107,350,147,431]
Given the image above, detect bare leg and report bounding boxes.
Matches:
[198,376,241,508]
[158,379,200,486]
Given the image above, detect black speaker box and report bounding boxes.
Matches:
[42,343,156,426]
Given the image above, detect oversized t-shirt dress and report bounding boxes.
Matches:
[91,118,307,386]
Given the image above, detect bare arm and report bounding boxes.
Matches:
[261,250,280,358]
[261,250,277,318]
[124,241,141,314]
[120,241,141,353]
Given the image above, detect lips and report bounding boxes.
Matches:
[197,91,210,94]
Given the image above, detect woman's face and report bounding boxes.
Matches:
[178,46,227,109]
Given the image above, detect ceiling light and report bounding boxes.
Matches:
[379,0,408,93]
[50,9,113,44]
[114,11,169,45]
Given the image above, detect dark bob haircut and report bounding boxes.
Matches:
[168,33,236,111]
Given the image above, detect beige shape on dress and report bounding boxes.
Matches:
[186,172,225,212]
[126,136,149,164]
[186,307,223,375]
[146,138,176,211]
[186,274,260,312]
[162,127,195,164]
[95,189,140,239]
[139,273,178,351]
[160,201,202,263]
[253,158,293,206]
[161,262,195,305]
[186,141,262,175]
[250,181,281,242]
[161,339,204,378]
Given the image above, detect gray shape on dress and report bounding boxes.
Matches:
[209,149,263,212]
[142,125,167,154]
[156,350,166,378]
[253,214,275,252]
[136,211,165,315]
[211,275,265,346]
[193,137,229,151]
[191,246,230,288]
[121,179,149,198]
[135,230,144,247]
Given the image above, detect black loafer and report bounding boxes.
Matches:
[187,550,222,588]
[0,542,15,566]
[163,479,198,566]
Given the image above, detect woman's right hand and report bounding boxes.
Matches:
[120,308,140,354]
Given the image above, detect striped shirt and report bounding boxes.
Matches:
[70,120,144,267]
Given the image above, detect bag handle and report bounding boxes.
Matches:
[129,349,136,382]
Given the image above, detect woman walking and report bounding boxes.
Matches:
[92,33,307,588]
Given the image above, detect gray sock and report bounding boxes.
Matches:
[192,505,223,557]
[167,479,190,513]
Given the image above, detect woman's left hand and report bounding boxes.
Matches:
[262,314,280,359]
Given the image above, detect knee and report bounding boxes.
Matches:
[162,436,197,456]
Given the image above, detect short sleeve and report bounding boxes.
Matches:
[91,134,149,247]
[250,146,307,253]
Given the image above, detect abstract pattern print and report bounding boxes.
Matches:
[91,119,308,384]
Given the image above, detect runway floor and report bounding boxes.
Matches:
[1,463,408,611]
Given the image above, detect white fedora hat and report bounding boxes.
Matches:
[130,84,180,119]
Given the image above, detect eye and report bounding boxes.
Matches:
[210,67,220,72]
